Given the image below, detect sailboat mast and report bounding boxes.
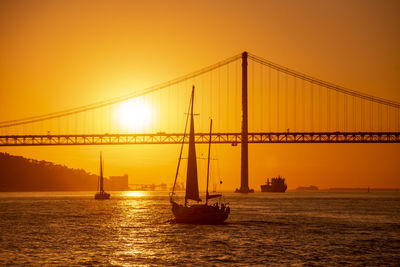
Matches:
[185,86,196,206]
[100,152,103,192]
[170,86,192,202]
[184,85,201,206]
[206,119,212,205]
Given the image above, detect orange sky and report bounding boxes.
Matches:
[0,0,399,190]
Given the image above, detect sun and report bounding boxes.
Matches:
[118,98,152,131]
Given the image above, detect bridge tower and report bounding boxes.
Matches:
[237,51,253,193]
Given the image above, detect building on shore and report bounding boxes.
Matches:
[106,174,129,191]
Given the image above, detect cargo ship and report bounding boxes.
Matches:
[261,175,287,192]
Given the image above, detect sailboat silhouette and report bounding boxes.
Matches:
[170,86,230,224]
[94,152,110,200]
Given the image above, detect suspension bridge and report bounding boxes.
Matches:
[1,52,399,192]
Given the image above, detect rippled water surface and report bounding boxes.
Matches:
[1,191,399,266]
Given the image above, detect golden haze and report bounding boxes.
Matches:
[0,0,399,189]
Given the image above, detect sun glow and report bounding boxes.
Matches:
[118,98,153,131]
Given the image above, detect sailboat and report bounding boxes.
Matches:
[94,152,110,200]
[170,86,230,224]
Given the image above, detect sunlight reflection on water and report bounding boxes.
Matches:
[0,191,399,265]
[122,191,148,197]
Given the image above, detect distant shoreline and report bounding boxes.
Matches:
[291,188,400,192]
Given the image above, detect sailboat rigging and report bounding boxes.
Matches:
[170,86,230,224]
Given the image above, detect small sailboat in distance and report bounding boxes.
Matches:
[95,152,110,200]
[170,86,230,224]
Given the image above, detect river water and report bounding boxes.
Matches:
[0,191,399,266]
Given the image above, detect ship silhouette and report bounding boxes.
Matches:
[261,175,287,192]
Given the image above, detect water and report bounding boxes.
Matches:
[1,191,399,266]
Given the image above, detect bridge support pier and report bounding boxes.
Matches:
[235,51,254,193]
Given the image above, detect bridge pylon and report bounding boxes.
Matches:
[235,51,254,193]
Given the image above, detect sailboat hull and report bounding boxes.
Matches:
[94,192,110,200]
[171,201,229,224]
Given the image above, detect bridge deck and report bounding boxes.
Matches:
[0,132,399,146]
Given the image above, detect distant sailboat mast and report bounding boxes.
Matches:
[100,152,104,193]
[94,152,110,199]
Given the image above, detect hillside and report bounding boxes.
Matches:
[0,152,99,191]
